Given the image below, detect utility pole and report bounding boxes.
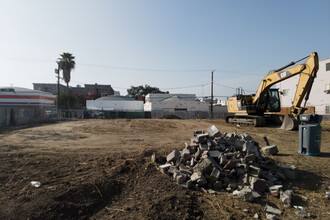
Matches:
[211,70,214,119]
[55,63,60,118]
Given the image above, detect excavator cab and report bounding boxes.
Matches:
[258,88,281,113]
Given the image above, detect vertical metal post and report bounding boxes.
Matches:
[211,70,214,119]
[56,63,60,118]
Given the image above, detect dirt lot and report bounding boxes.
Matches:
[0,119,329,219]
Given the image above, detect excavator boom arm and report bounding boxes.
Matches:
[252,52,319,115]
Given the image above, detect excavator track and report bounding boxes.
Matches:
[225,115,266,127]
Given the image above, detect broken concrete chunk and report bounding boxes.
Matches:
[207,141,212,149]
[193,130,205,137]
[233,139,244,151]
[209,167,221,182]
[208,150,220,158]
[250,177,267,192]
[181,179,194,189]
[280,190,293,208]
[190,171,207,186]
[168,165,179,175]
[326,192,330,199]
[190,157,197,167]
[223,160,236,170]
[191,136,199,144]
[243,141,260,157]
[241,132,253,141]
[199,143,208,152]
[179,164,193,175]
[159,163,171,174]
[207,125,221,138]
[252,191,261,199]
[166,149,181,163]
[249,165,261,177]
[218,154,227,165]
[262,145,279,155]
[294,206,313,218]
[227,182,238,191]
[194,157,213,173]
[196,133,209,143]
[194,148,201,159]
[244,153,256,162]
[234,187,254,201]
[208,189,216,194]
[176,173,187,185]
[151,153,166,163]
[266,213,278,220]
[264,204,282,215]
[269,185,283,197]
[181,147,191,160]
[225,132,237,139]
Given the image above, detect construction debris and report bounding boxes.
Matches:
[326,192,330,199]
[294,206,313,218]
[264,204,282,215]
[262,145,279,155]
[280,190,294,208]
[157,125,295,210]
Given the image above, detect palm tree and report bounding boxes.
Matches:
[57,52,75,94]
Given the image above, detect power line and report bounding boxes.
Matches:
[79,63,213,72]
[0,56,240,73]
[214,81,255,93]
[161,83,210,90]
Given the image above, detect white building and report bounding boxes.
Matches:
[144,93,209,119]
[276,58,330,117]
[86,95,144,112]
[0,87,55,127]
[0,87,55,107]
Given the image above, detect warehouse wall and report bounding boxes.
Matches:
[0,107,48,128]
[86,100,144,112]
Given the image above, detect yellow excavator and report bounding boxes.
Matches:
[225,52,319,130]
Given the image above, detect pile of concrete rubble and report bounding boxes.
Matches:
[154,125,303,218]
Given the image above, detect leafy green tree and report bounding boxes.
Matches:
[57,52,75,94]
[56,94,79,109]
[127,84,168,100]
[76,94,86,108]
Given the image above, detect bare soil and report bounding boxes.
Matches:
[0,119,329,219]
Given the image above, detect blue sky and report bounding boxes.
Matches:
[0,0,329,98]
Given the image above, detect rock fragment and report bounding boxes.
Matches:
[264,204,282,215]
[166,149,181,163]
[280,190,293,208]
[262,145,279,155]
[207,125,221,138]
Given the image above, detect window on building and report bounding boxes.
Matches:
[326,62,330,71]
[0,88,14,92]
[325,84,330,94]
[326,106,330,114]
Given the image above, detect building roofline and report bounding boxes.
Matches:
[320,57,330,62]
